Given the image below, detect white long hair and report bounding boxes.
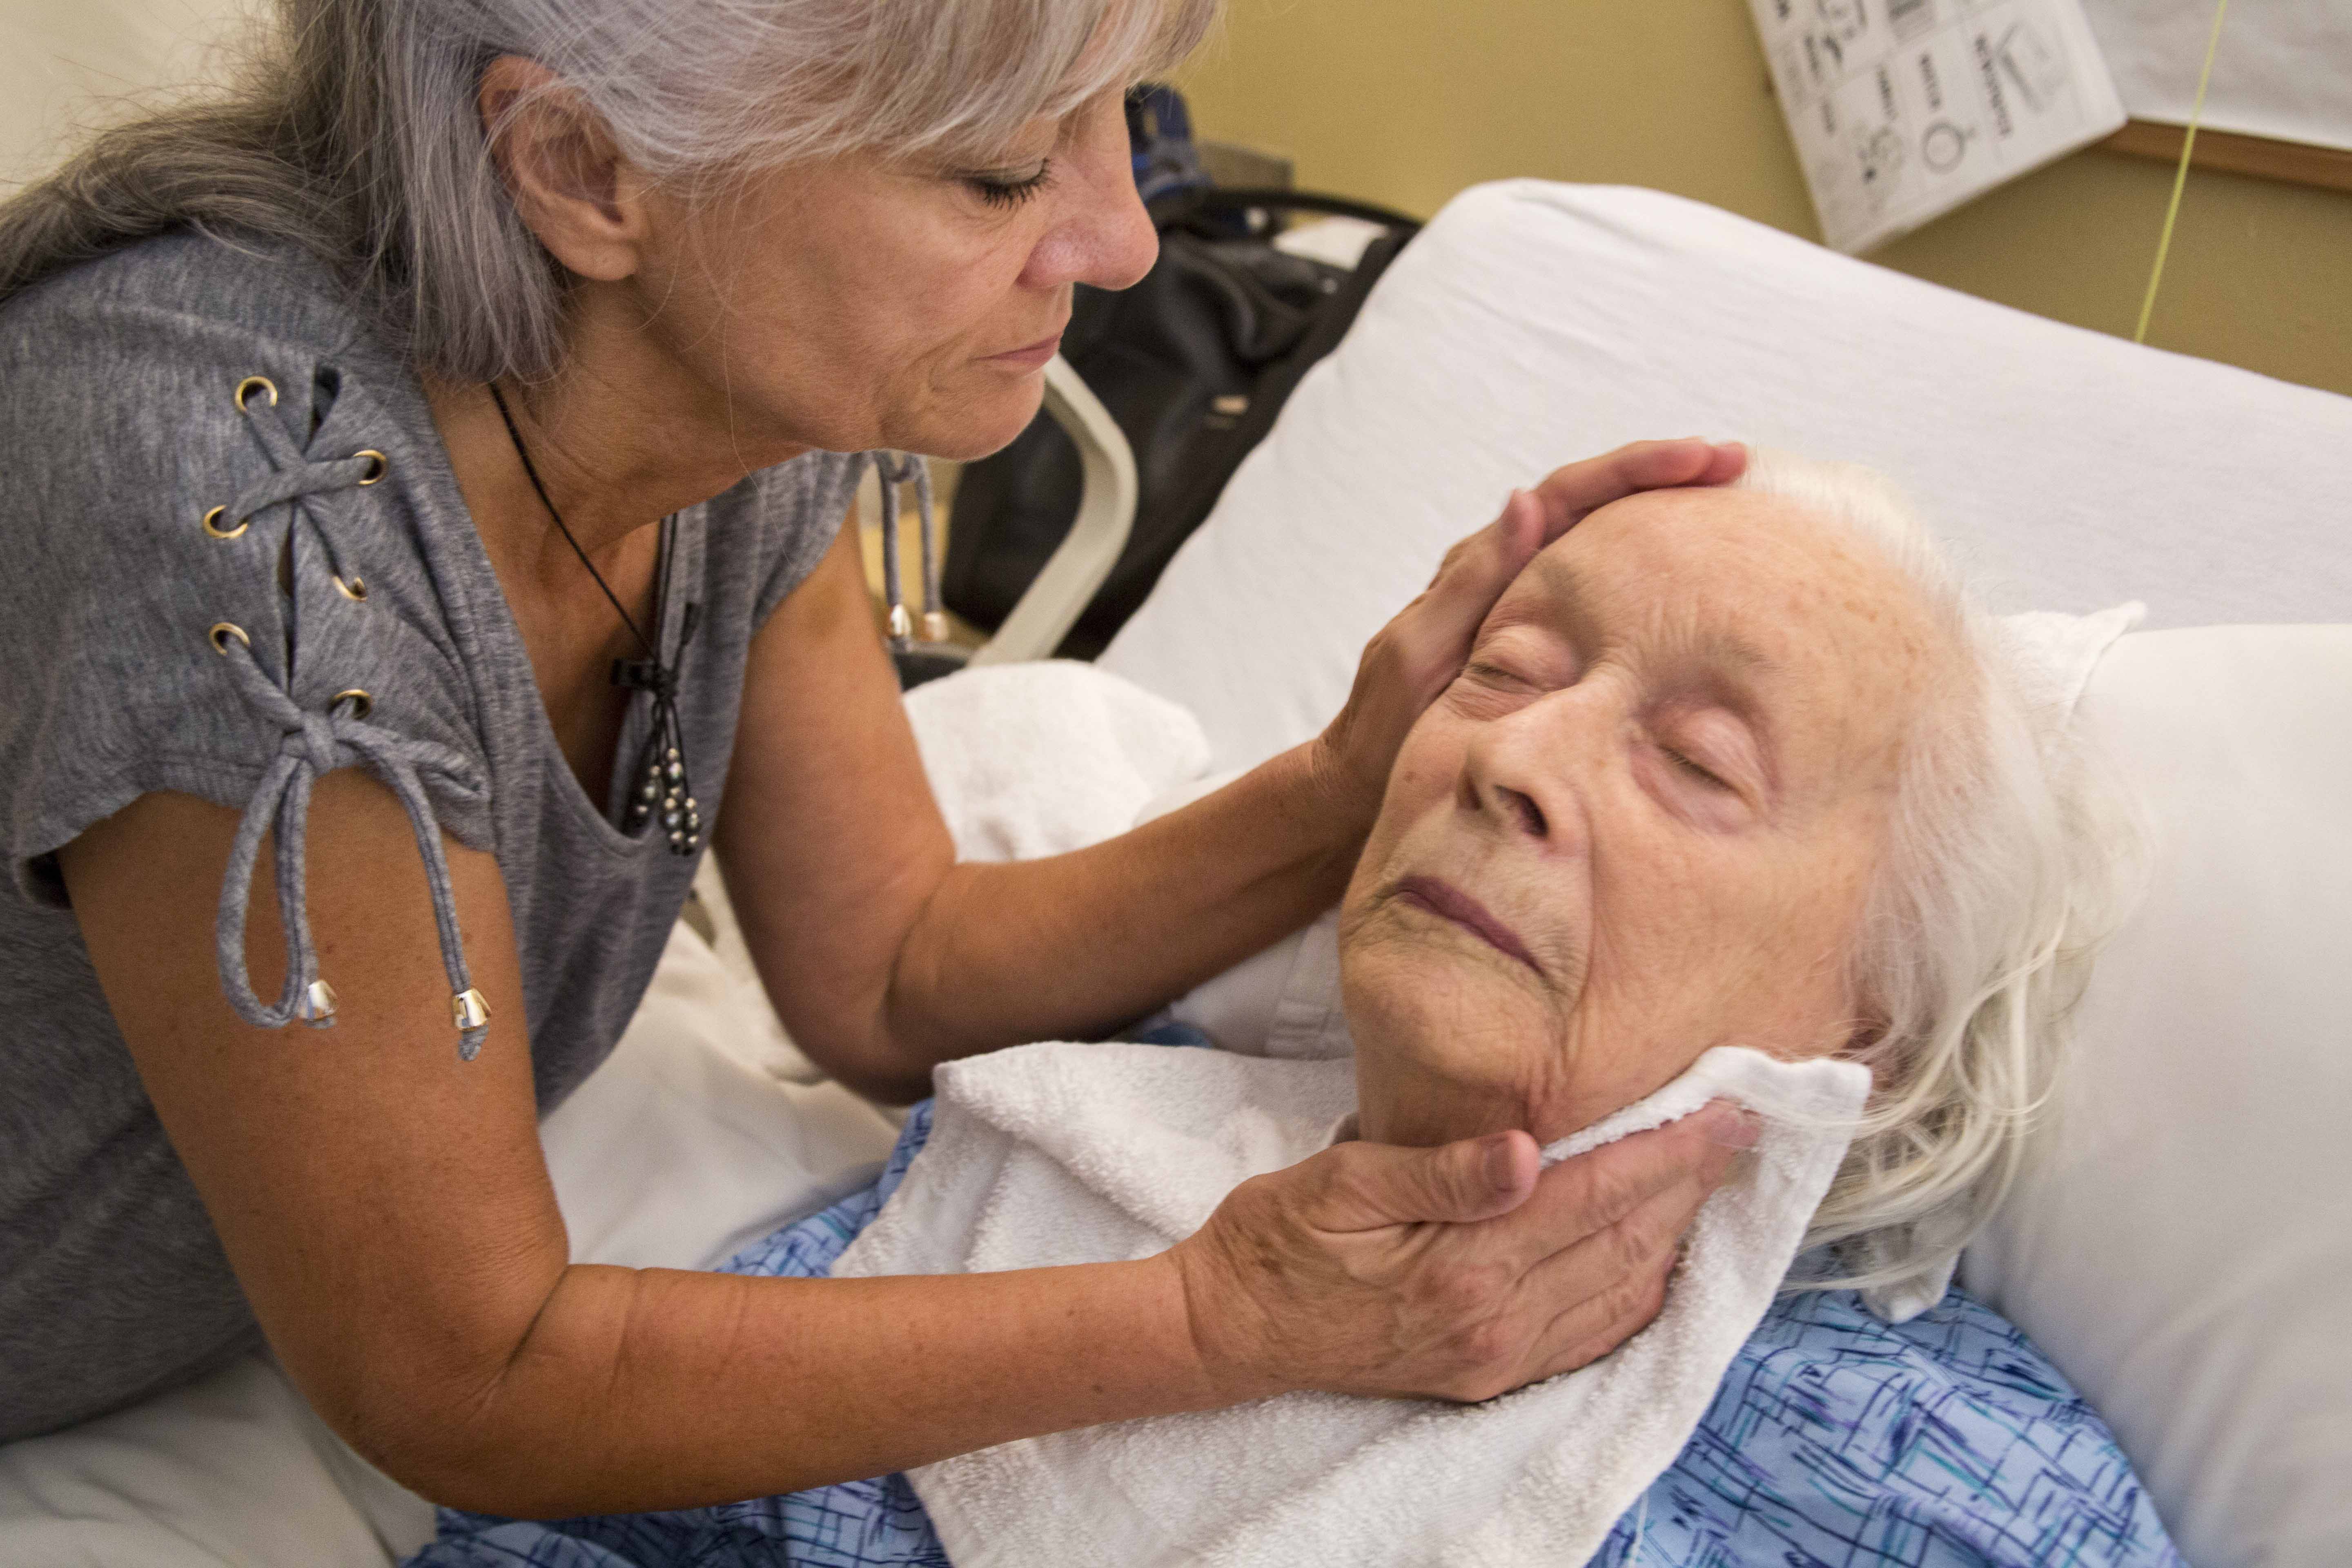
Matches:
[0,0,1217,380]
[1733,452,2145,1301]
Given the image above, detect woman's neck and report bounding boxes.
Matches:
[427,285,812,576]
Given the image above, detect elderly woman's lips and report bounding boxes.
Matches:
[1392,875,1544,975]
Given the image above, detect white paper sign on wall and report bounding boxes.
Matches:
[1750,0,2128,254]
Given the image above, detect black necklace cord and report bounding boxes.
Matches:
[486,382,702,855]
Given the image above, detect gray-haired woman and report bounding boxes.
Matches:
[0,0,1752,1534]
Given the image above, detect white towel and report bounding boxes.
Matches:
[833,1042,1871,1568]
[903,660,1212,863]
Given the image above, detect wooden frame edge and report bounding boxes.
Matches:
[2102,119,2352,195]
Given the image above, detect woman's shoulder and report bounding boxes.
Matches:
[1612,1288,2185,1567]
[0,228,416,559]
[2,227,361,354]
[1724,1288,2148,1474]
[0,229,497,892]
[706,448,870,628]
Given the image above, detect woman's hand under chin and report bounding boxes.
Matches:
[1165,1101,1759,1405]
[1310,439,1748,826]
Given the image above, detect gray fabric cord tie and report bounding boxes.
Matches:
[208,380,492,1059]
[873,452,938,649]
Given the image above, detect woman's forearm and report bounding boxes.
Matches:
[873,740,1368,1088]
[400,1254,1216,1517]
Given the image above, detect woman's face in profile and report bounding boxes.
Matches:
[629,89,1156,461]
[1340,486,1964,1148]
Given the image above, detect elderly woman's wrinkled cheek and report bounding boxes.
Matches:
[1339,901,1588,1147]
[1596,828,1879,1067]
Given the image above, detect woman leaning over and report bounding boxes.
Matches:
[0,0,1751,1531]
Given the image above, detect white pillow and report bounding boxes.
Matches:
[902,659,1212,862]
[1964,624,2352,1568]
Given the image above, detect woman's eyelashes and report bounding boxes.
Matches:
[1463,633,1577,691]
[962,161,1054,208]
[1659,745,1733,792]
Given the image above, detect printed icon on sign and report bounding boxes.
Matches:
[1857,124,1906,203]
[1922,119,1969,172]
[1885,0,1935,43]
[1996,21,2069,113]
[1806,0,1867,76]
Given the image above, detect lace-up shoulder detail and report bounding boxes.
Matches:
[198,372,494,1056]
[5,228,860,1091]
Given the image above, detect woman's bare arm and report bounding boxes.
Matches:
[64,781,1738,1515]
[61,784,1221,1513]
[716,520,1361,1100]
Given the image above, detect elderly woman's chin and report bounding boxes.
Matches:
[1337,913,1580,1150]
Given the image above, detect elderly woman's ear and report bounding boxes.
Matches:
[479,55,654,283]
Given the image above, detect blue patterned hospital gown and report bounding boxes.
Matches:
[412,1101,2183,1568]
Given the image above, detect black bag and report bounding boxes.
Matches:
[942,183,1420,659]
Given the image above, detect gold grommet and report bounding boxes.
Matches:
[332,688,373,720]
[451,987,491,1031]
[334,575,368,602]
[234,375,278,412]
[207,621,250,655]
[201,505,247,540]
[354,450,388,485]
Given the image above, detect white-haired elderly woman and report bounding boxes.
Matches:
[410,457,2181,1567]
[0,0,1757,1540]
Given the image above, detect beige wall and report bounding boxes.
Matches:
[1176,0,2352,399]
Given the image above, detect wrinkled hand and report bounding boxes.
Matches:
[1168,1100,1758,1405]
[1312,439,1748,822]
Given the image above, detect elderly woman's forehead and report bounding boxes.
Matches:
[1515,487,1959,726]
[1523,488,1923,630]
[1560,485,1860,571]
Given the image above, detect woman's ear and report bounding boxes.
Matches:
[478,55,651,283]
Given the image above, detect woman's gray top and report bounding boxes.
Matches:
[0,231,864,1442]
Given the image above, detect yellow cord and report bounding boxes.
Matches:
[2134,0,2233,343]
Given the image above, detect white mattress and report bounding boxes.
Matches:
[1102,180,2352,771]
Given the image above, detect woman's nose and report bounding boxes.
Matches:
[1020,103,1159,293]
[1458,697,1605,851]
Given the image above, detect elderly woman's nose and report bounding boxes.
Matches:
[1458,719,1585,851]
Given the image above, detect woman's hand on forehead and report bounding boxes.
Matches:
[1314,441,1748,821]
[1528,439,1748,543]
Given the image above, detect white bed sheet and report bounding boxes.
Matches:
[1101,180,2352,772]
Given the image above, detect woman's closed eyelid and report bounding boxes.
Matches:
[1660,745,1731,788]
[1468,626,1579,683]
[958,159,1055,208]
[1656,713,1767,800]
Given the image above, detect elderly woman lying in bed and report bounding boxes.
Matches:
[417,456,2182,1568]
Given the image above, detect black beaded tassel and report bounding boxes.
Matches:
[617,618,702,855]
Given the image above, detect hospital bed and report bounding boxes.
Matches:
[588,181,2352,1568]
[2,175,2345,1568]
